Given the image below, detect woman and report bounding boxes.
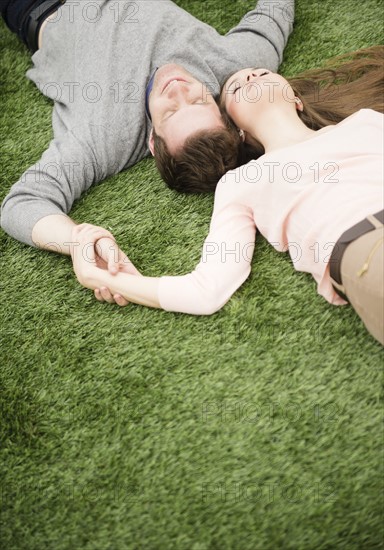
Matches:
[71,47,384,345]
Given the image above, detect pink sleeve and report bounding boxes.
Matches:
[157,181,256,315]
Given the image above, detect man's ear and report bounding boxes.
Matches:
[148,129,155,156]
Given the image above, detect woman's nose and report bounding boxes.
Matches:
[246,70,268,82]
[246,72,258,82]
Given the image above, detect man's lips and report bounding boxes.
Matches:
[161,77,188,93]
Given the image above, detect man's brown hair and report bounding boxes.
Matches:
[152,112,250,194]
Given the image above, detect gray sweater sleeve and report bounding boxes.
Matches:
[224,0,295,72]
[1,126,109,247]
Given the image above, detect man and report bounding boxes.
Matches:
[1,0,294,287]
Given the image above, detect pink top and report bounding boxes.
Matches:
[158,109,384,314]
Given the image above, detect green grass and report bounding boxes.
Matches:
[1,1,383,549]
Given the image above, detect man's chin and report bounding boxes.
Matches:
[154,64,192,90]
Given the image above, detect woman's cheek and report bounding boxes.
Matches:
[228,99,246,128]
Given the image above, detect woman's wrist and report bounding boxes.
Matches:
[94,271,161,308]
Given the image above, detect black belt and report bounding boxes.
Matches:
[26,0,66,54]
[330,209,384,301]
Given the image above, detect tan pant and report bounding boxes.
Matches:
[331,214,384,346]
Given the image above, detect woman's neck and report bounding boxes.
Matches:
[250,110,317,153]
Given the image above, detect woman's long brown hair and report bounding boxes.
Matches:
[230,45,384,161]
[291,45,384,129]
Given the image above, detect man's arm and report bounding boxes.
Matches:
[1,130,139,276]
[1,130,97,250]
[225,0,295,72]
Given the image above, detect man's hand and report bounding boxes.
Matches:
[70,224,142,307]
[93,235,142,306]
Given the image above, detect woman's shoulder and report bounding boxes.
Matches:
[328,109,383,137]
[357,108,382,117]
[340,108,383,124]
[308,109,383,140]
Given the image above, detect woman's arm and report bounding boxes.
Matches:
[157,178,257,314]
[85,270,161,309]
[71,179,257,314]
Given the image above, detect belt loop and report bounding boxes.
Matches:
[367,214,384,230]
[330,277,349,303]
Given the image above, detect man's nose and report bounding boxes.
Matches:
[166,81,191,101]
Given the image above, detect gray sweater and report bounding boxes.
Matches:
[1,0,294,247]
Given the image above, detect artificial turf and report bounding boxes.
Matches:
[0,1,383,548]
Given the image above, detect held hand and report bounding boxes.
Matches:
[94,236,142,277]
[70,224,104,289]
[93,236,142,307]
[70,224,141,307]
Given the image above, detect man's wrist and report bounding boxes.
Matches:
[32,214,77,255]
